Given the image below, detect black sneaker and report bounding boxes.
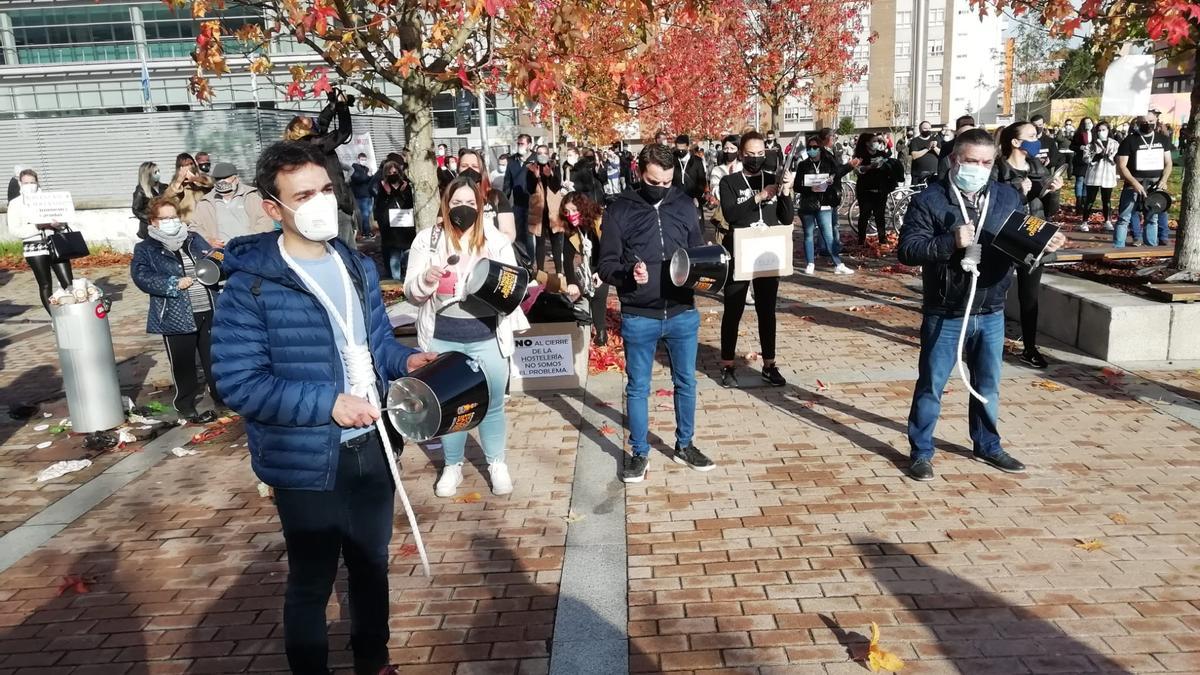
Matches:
[973,449,1026,473]
[1019,349,1048,369]
[673,444,716,472]
[622,454,649,483]
[761,364,787,386]
[721,366,739,388]
[908,459,935,481]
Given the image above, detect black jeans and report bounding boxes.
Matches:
[721,276,779,361]
[26,255,72,315]
[162,310,218,416]
[591,283,610,344]
[1016,265,1043,352]
[1082,185,1113,223]
[274,431,395,675]
[536,231,565,273]
[857,191,888,244]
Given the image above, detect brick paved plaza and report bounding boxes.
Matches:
[1,247,1198,674]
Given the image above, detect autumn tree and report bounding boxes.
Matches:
[726,0,870,131]
[975,0,1200,274]
[182,0,709,229]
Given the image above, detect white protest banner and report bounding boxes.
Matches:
[1100,55,1155,117]
[24,191,76,224]
[335,132,376,172]
[512,334,574,379]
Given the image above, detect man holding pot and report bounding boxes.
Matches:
[598,143,716,484]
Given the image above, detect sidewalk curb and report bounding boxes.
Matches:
[0,424,195,574]
[549,374,628,675]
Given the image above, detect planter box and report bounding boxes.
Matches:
[1005,270,1192,362]
[510,321,591,392]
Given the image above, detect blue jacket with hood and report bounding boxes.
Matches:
[210,232,418,490]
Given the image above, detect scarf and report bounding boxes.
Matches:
[148,225,188,252]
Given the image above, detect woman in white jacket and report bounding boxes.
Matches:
[7,169,73,313]
[406,174,528,498]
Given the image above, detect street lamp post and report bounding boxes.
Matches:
[910,0,929,126]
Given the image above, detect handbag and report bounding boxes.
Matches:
[46,227,89,261]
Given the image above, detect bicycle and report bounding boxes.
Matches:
[883,183,926,239]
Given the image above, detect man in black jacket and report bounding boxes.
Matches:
[898,129,1066,482]
[673,134,708,201]
[504,133,535,257]
[598,143,715,483]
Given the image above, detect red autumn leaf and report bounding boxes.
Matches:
[457,64,471,89]
[311,70,333,98]
[285,81,306,100]
[599,423,616,436]
[654,389,673,397]
[453,492,482,504]
[1100,367,1125,386]
[816,379,827,391]
[56,575,89,596]
[398,543,419,558]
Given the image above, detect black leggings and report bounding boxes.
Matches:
[721,276,779,362]
[1082,185,1113,223]
[536,232,565,273]
[26,255,73,315]
[857,192,888,244]
[1016,265,1043,352]
[590,283,610,344]
[163,311,218,416]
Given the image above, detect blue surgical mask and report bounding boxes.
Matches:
[1019,139,1041,157]
[806,148,820,159]
[953,163,991,193]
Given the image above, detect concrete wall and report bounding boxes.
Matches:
[1,209,140,252]
[1006,271,1199,361]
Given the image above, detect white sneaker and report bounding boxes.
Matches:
[1104,220,1115,232]
[803,263,815,275]
[1078,223,1090,232]
[435,462,464,497]
[488,461,513,495]
[834,264,855,275]
[746,287,755,305]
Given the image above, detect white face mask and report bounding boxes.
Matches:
[19,183,37,198]
[280,192,339,242]
[567,154,579,164]
[157,218,184,235]
[1098,130,1109,140]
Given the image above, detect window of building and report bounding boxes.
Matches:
[929,40,944,55]
[896,43,911,57]
[784,106,800,123]
[928,72,942,86]
[897,11,912,25]
[930,8,945,23]
[926,100,942,115]
[10,6,137,64]
[142,4,263,60]
[432,91,518,129]
[896,73,910,88]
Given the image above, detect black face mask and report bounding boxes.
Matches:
[674,149,688,158]
[387,174,401,186]
[448,205,477,230]
[198,162,211,173]
[742,156,766,173]
[1138,122,1155,135]
[637,183,669,204]
[723,151,738,164]
[460,168,482,183]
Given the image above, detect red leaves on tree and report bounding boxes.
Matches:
[56,575,90,596]
[285,81,306,100]
[311,68,333,97]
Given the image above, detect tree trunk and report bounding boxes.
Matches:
[403,98,439,232]
[769,100,782,132]
[1173,51,1200,273]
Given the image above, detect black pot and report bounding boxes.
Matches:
[195,249,226,287]
[670,244,730,293]
[1144,190,1172,216]
[993,211,1061,268]
[385,351,490,442]
[464,258,530,315]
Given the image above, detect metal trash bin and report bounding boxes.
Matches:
[51,298,125,433]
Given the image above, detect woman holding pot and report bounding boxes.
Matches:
[406,175,528,498]
[7,169,74,314]
[130,196,221,424]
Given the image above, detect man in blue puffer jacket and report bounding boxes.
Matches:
[211,141,436,675]
[898,128,1066,483]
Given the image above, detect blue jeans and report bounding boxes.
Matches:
[383,248,408,280]
[274,431,394,674]
[802,210,843,266]
[1114,186,1141,246]
[1143,210,1170,246]
[621,309,699,457]
[427,336,508,465]
[907,311,1004,462]
[1074,175,1087,200]
[356,197,374,236]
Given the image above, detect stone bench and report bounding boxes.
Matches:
[1005,270,1199,361]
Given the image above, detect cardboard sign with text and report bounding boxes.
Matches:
[732,225,794,281]
[24,190,76,225]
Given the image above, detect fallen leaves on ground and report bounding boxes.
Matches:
[798,315,816,322]
[1032,380,1065,392]
[746,351,760,362]
[453,492,483,504]
[1101,367,1125,386]
[847,305,881,313]
[380,288,405,305]
[56,575,90,596]
[654,389,673,397]
[815,379,828,392]
[1108,513,1128,525]
[587,304,626,374]
[564,510,586,523]
[1075,538,1104,552]
[398,543,419,558]
[866,621,905,672]
[598,423,616,436]
[256,482,272,498]
[879,264,920,276]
